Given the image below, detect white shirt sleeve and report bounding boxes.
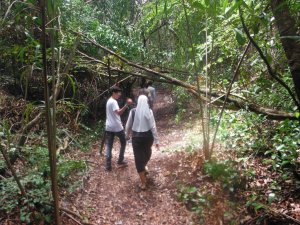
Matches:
[112,100,119,112]
[125,110,133,138]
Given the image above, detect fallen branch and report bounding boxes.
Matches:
[267,208,300,225]
[76,44,297,120]
[63,212,83,225]
[60,207,95,225]
[45,203,95,225]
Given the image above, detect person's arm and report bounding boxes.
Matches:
[125,110,133,139]
[150,111,159,148]
[151,124,159,144]
[111,99,129,116]
[115,104,128,116]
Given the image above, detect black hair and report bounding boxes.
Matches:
[147,81,153,86]
[110,86,122,93]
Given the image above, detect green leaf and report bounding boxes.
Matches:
[224,6,231,14]
[268,193,276,204]
[190,1,205,10]
[234,28,246,45]
[253,202,265,212]
[266,54,273,64]
[65,74,76,97]
[252,24,259,34]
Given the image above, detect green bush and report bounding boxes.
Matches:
[218,110,300,171]
[177,184,213,219]
[264,119,300,168]
[203,159,244,192]
[1,144,87,223]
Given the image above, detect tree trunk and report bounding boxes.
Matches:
[271,0,300,103]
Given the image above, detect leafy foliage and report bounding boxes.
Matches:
[203,158,247,195]
[218,111,300,170]
[177,184,215,221]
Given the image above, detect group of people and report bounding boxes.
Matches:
[104,82,158,190]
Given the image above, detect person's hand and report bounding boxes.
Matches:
[126,98,133,105]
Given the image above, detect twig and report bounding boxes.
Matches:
[77,50,106,66]
[59,207,95,225]
[86,160,98,165]
[87,75,133,104]
[268,208,300,224]
[63,212,83,225]
[45,203,96,225]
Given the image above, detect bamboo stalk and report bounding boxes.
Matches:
[40,0,61,224]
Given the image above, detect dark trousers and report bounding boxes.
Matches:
[105,130,126,169]
[132,136,154,173]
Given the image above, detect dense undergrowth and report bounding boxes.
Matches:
[175,108,300,224]
[0,112,104,223]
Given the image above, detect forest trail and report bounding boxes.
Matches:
[63,89,199,225]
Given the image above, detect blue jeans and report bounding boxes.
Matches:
[105,130,126,169]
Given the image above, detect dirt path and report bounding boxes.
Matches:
[63,90,196,225]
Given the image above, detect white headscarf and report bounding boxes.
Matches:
[132,95,154,132]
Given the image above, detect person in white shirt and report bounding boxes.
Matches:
[125,95,159,189]
[105,86,132,171]
[147,81,156,109]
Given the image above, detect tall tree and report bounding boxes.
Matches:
[271,0,300,106]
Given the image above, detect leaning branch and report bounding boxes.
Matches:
[239,6,300,109]
[210,41,251,153]
[0,144,27,197]
[77,40,296,120]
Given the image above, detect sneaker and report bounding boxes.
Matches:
[117,161,128,167]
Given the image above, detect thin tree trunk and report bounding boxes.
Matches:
[181,0,209,159]
[40,0,61,224]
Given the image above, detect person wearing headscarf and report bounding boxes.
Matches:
[125,95,159,190]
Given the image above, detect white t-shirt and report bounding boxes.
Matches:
[147,86,156,101]
[105,97,123,132]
